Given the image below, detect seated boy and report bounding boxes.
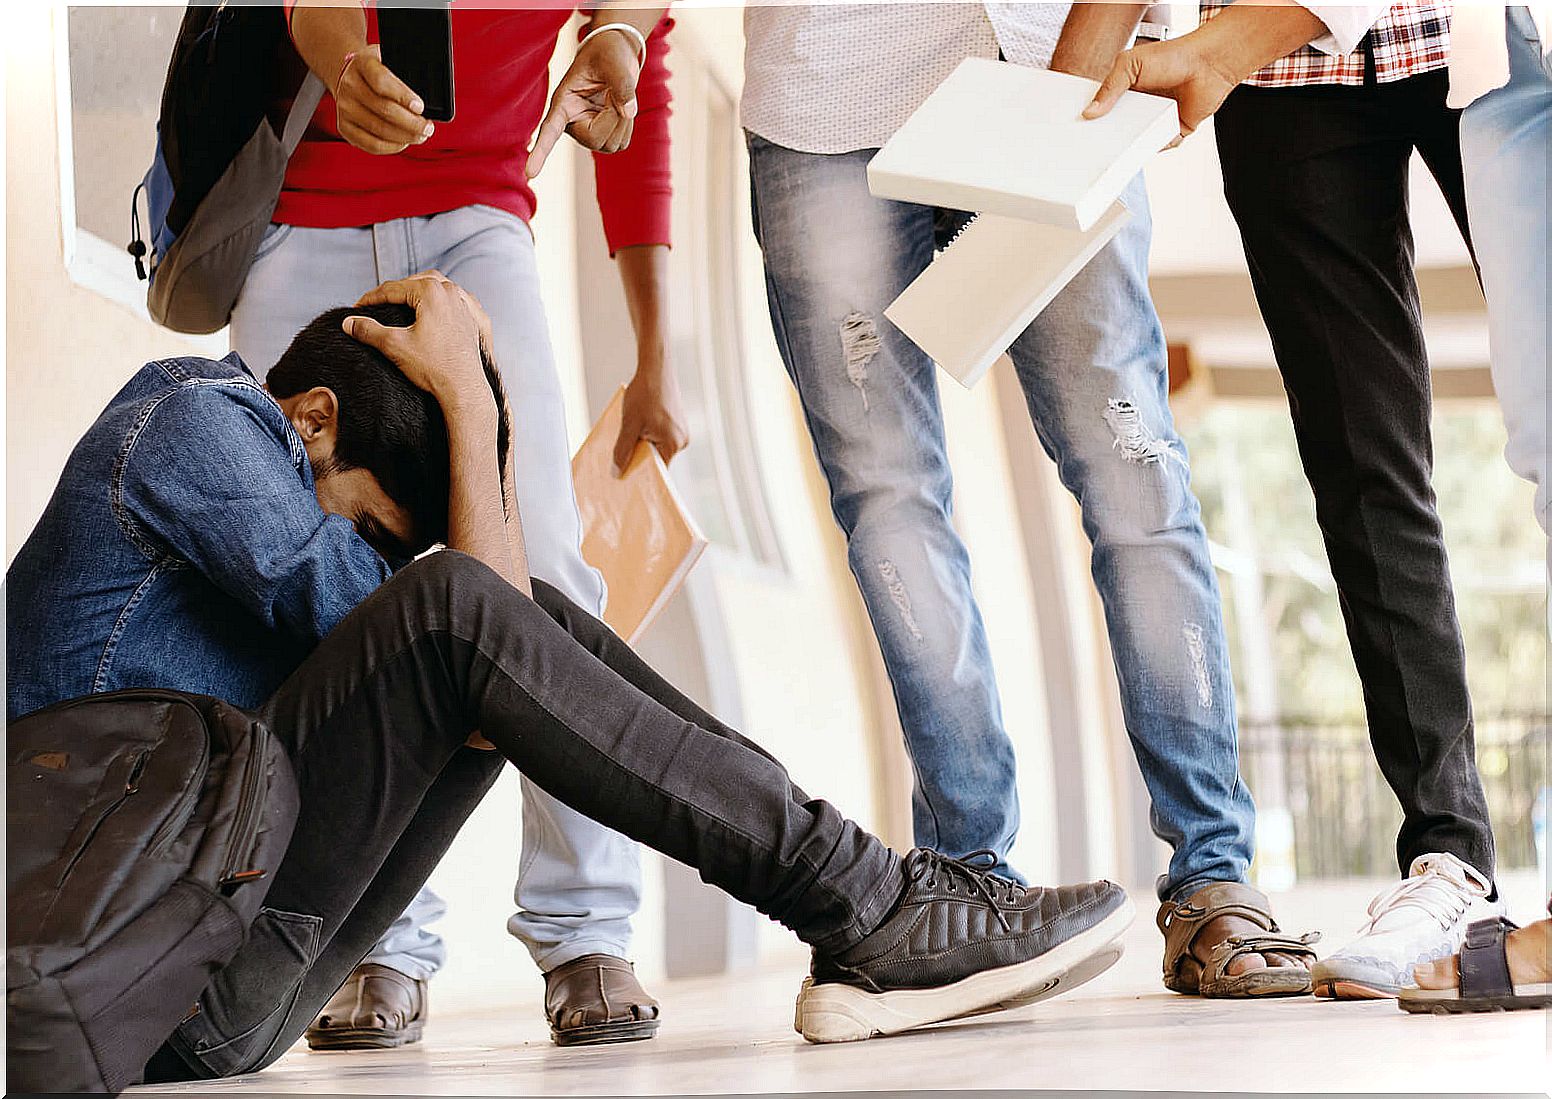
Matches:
[4,273,1132,1079]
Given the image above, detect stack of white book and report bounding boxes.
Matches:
[867,58,1179,388]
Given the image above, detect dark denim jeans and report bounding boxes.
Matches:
[150,552,903,1080]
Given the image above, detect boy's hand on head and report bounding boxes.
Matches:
[344,272,493,421]
[357,269,497,360]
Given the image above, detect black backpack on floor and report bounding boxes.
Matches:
[6,690,299,1094]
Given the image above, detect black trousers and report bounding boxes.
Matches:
[152,552,903,1080]
[1214,70,1495,882]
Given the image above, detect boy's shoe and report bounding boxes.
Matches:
[1312,852,1501,1000]
[796,848,1134,1043]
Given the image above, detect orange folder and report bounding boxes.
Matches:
[571,387,708,644]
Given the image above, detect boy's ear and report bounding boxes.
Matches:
[290,386,341,443]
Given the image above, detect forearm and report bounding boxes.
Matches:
[287,0,367,89]
[615,244,669,376]
[1189,1,1328,82]
[500,421,533,594]
[1050,3,1149,80]
[444,403,527,595]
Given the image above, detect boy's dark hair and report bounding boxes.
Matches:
[267,303,511,554]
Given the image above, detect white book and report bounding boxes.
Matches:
[884,204,1131,389]
[867,59,1178,232]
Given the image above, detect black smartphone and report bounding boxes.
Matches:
[377,1,455,123]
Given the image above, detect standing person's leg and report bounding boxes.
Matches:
[230,223,377,376]
[150,552,1131,1077]
[229,223,451,998]
[747,134,1022,874]
[1459,10,1552,545]
[412,204,651,1042]
[1403,10,1552,1016]
[1000,178,1305,995]
[1215,78,1498,1000]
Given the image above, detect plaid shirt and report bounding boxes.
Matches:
[1199,2,1452,87]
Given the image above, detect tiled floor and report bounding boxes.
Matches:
[134,875,1550,1096]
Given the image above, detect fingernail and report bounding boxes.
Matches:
[422,123,434,139]
[410,97,424,114]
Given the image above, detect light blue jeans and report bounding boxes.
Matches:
[230,203,640,976]
[748,134,1255,899]
[1462,8,1550,553]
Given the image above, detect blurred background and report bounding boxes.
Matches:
[7,3,1545,1010]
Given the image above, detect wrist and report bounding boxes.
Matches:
[334,50,359,97]
[633,339,667,373]
[580,22,647,64]
[1195,11,1317,85]
[438,385,500,430]
[1178,23,1251,88]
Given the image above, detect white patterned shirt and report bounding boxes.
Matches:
[742,2,1074,154]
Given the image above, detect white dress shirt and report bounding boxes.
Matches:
[742,2,1074,154]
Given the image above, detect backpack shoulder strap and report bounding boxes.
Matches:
[281,74,326,158]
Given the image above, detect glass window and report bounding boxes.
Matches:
[67,5,177,249]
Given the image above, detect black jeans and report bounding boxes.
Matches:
[1214,70,1495,881]
[152,552,903,1080]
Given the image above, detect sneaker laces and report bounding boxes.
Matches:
[1357,856,1483,934]
[910,849,1023,932]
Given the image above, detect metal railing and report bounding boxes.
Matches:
[1237,715,1549,880]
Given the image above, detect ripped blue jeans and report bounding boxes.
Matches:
[748,133,1254,899]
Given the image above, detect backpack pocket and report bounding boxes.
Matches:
[171,905,322,1078]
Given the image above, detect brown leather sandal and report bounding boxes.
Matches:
[544,954,660,1047]
[305,963,427,1050]
[1158,882,1319,998]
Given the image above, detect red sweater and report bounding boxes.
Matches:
[276,3,672,253]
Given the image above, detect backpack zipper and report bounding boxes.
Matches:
[145,730,210,857]
[54,747,153,886]
[218,723,270,894]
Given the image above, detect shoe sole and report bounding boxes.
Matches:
[551,1018,660,1046]
[305,1020,425,1051]
[1398,983,1552,1014]
[1313,977,1399,1001]
[795,894,1135,1044]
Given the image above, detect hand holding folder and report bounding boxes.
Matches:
[572,387,708,644]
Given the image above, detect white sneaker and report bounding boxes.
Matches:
[1312,852,1502,999]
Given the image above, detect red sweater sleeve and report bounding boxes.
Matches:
[588,16,674,254]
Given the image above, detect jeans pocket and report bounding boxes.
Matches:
[177,905,322,1075]
[250,223,295,263]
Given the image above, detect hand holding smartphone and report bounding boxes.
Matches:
[377,0,455,123]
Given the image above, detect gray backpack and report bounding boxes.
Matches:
[128,3,324,335]
[6,690,298,1093]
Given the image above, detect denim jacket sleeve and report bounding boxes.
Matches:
[117,380,391,643]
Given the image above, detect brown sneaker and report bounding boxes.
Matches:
[304,963,427,1051]
[544,954,660,1047]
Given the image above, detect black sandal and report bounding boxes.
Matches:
[1399,916,1552,1014]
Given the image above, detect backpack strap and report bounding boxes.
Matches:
[281,74,327,158]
